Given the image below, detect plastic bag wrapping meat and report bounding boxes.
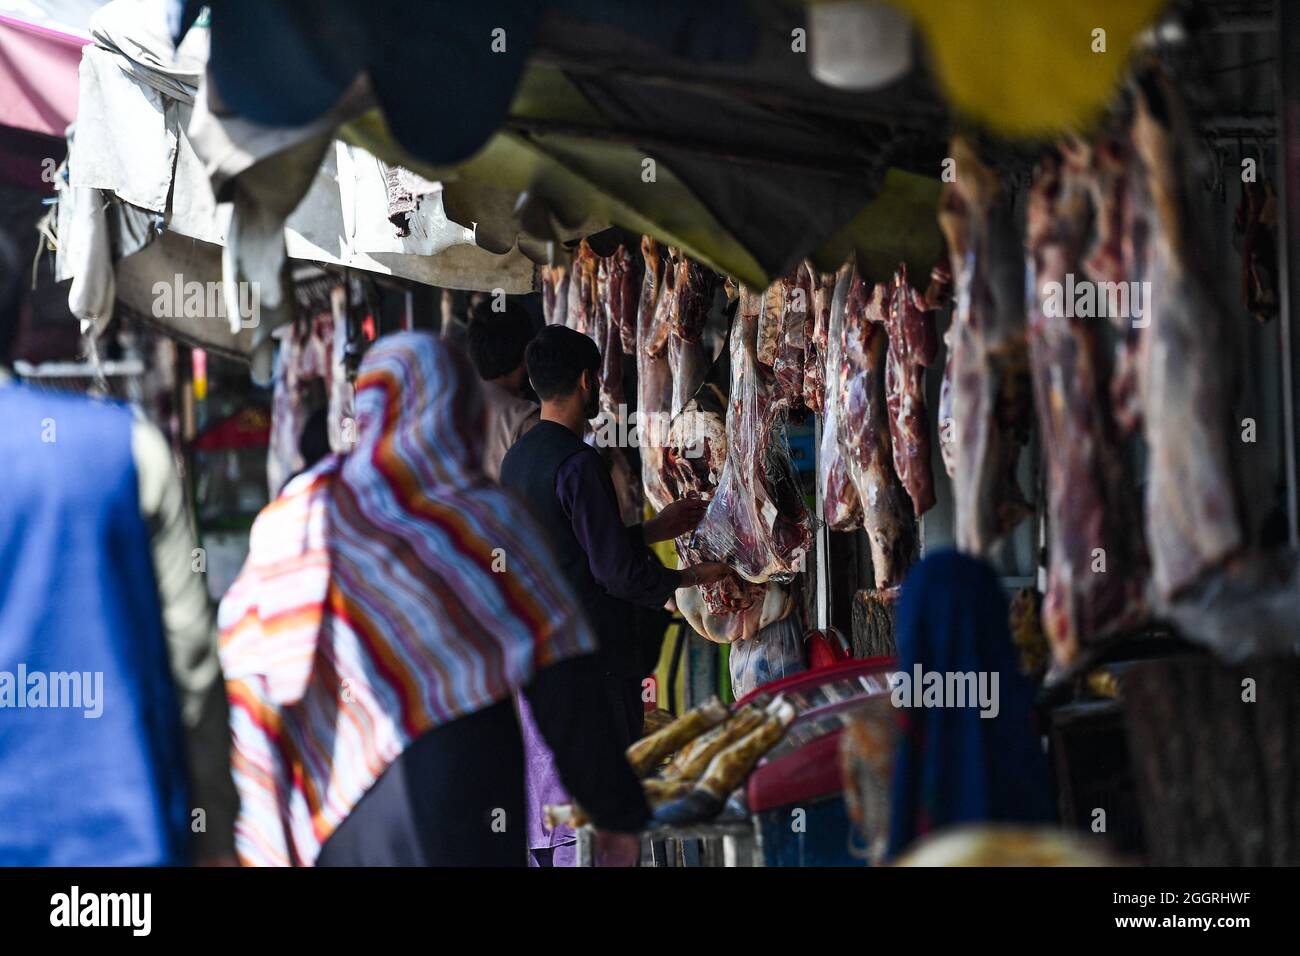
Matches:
[677,577,793,644]
[1157,550,1300,661]
[1025,148,1147,668]
[817,261,863,531]
[836,262,914,588]
[636,238,674,511]
[1131,72,1244,600]
[802,262,834,413]
[884,264,940,516]
[541,265,568,325]
[938,137,1034,556]
[692,310,814,585]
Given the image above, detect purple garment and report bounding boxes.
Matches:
[517,692,577,866]
[555,450,682,610]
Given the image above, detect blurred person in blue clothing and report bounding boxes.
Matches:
[0,234,236,865]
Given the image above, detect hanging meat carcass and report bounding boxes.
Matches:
[541,265,568,326]
[636,238,674,511]
[566,239,599,335]
[693,308,814,586]
[938,138,1034,556]
[818,261,863,531]
[802,263,834,414]
[1234,178,1279,324]
[606,244,639,353]
[671,255,717,343]
[1083,138,1146,437]
[884,263,940,516]
[1131,71,1245,600]
[773,268,809,410]
[1025,147,1147,666]
[836,263,914,588]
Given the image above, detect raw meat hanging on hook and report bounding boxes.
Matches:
[1025,146,1147,668]
[883,263,940,516]
[692,307,813,586]
[937,137,1034,557]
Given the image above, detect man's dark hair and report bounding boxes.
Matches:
[0,232,25,364]
[525,324,601,401]
[465,297,534,380]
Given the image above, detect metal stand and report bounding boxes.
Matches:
[575,817,763,867]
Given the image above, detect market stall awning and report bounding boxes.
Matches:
[0,9,88,137]
[175,0,1171,289]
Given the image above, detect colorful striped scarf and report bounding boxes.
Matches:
[218,333,595,866]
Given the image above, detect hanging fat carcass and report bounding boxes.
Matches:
[884,263,940,516]
[836,264,914,588]
[938,138,1034,556]
[1025,147,1147,667]
[636,238,675,511]
[1130,70,1245,600]
[693,309,814,586]
[817,262,862,531]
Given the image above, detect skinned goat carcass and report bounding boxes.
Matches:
[567,239,599,335]
[1026,148,1147,667]
[637,238,674,511]
[607,244,638,354]
[836,263,913,587]
[1131,71,1244,600]
[1235,179,1279,324]
[1084,138,1146,437]
[818,261,862,531]
[883,263,940,516]
[672,256,716,343]
[774,269,809,410]
[542,265,568,325]
[677,579,794,645]
[693,310,813,586]
[938,138,1034,556]
[802,263,834,414]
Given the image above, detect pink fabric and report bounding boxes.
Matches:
[0,15,88,137]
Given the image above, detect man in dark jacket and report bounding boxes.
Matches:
[501,325,730,865]
[502,325,731,736]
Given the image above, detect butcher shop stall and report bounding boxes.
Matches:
[48,0,1300,868]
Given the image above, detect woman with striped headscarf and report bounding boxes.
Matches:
[218,332,648,866]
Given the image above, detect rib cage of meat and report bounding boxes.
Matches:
[693,310,813,585]
[939,138,1034,556]
[607,244,638,354]
[817,261,863,531]
[1026,149,1147,666]
[883,263,939,516]
[541,265,568,326]
[836,263,914,588]
[566,239,599,335]
[1131,73,1244,600]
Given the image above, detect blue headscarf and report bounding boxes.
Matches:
[887,550,1056,858]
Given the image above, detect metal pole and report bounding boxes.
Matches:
[1275,0,1300,546]
[813,414,830,629]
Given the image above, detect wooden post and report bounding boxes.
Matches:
[1121,656,1300,865]
[850,589,898,658]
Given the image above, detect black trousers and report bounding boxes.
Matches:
[316,696,526,867]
